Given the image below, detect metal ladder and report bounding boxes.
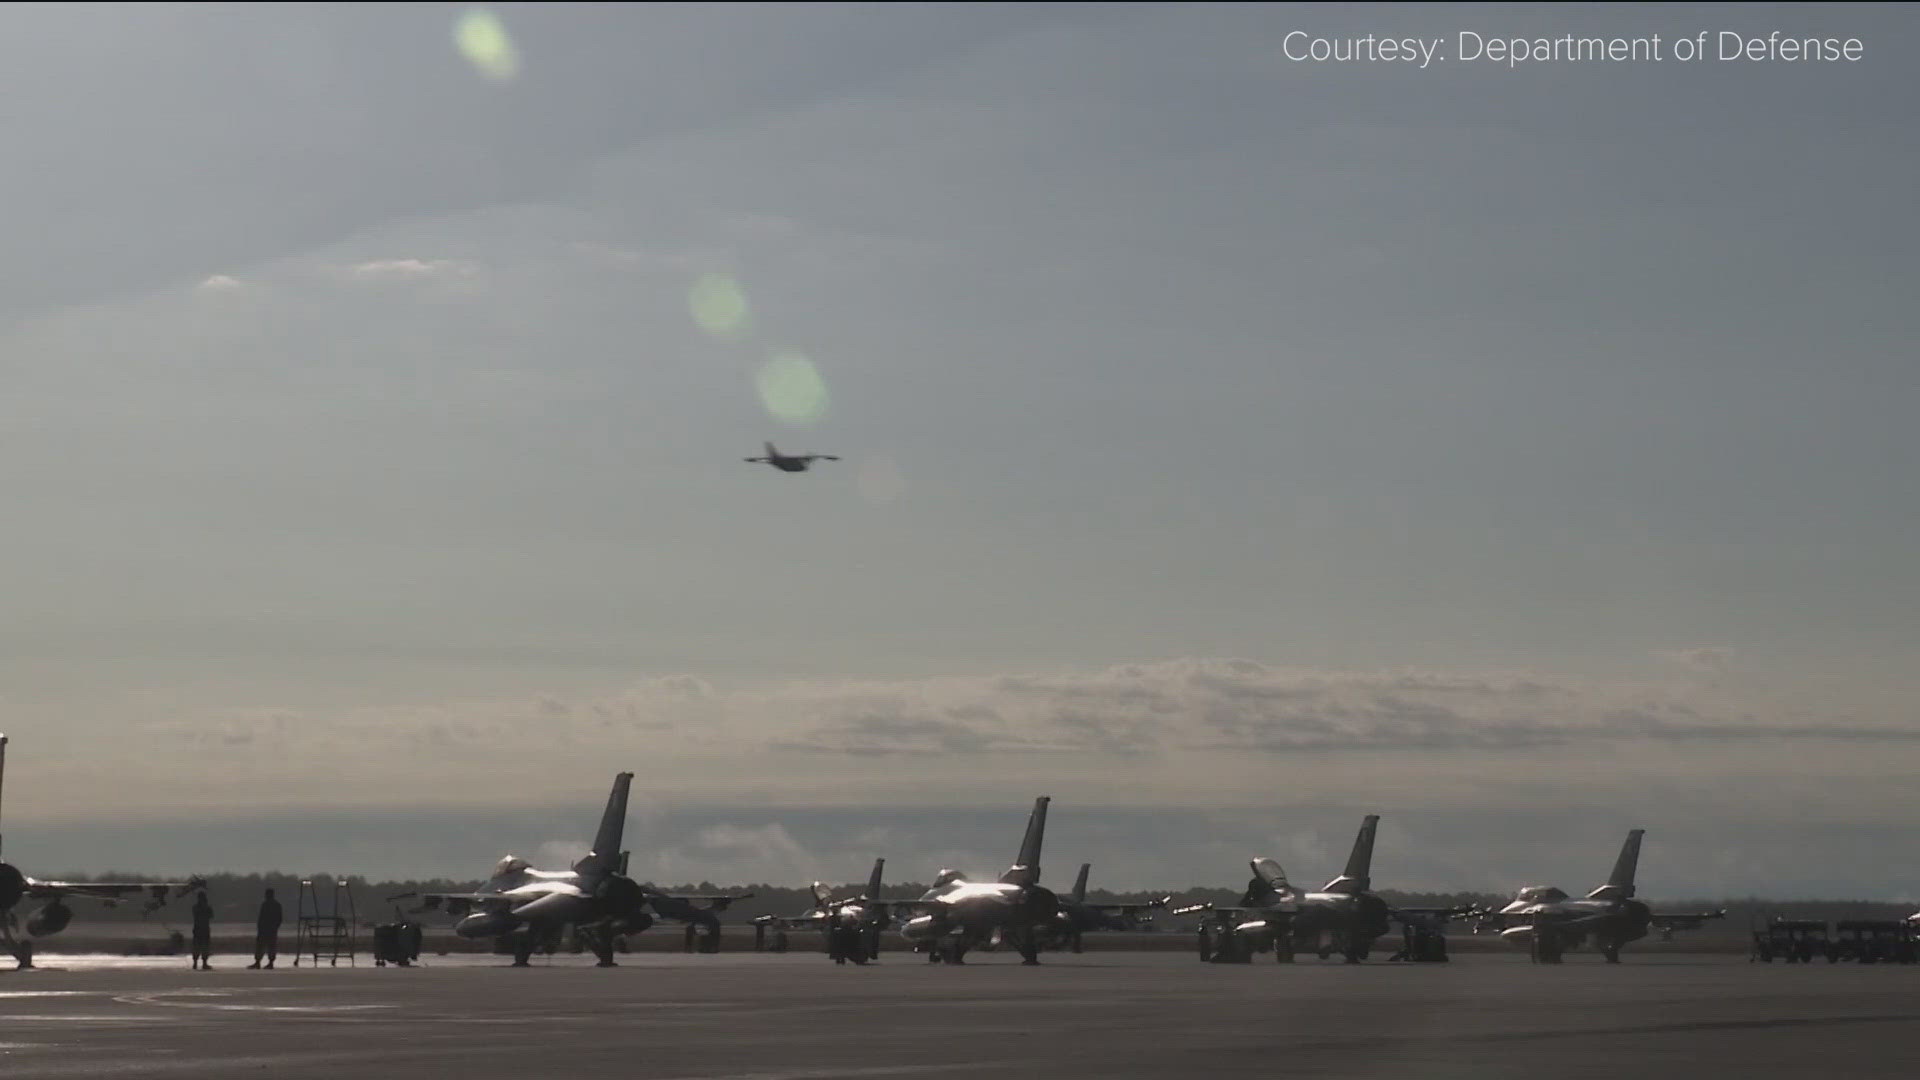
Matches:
[293,878,358,967]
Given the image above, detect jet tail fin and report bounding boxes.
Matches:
[765,441,779,458]
[999,796,1049,886]
[863,857,885,901]
[0,732,8,859]
[1587,828,1644,900]
[578,772,635,875]
[1072,863,1090,904]
[1320,814,1379,895]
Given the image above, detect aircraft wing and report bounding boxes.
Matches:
[25,877,203,911]
[1651,908,1728,930]
[875,897,949,915]
[1081,896,1173,916]
[649,891,754,904]
[390,891,507,918]
[1168,902,1257,918]
[752,912,825,929]
[1391,905,1476,929]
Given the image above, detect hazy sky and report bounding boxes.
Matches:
[2,4,1916,898]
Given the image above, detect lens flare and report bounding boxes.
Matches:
[756,353,829,425]
[689,273,751,341]
[455,8,519,81]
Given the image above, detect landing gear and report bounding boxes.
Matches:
[1201,924,1251,963]
[1530,931,1564,965]
[1015,928,1042,966]
[1599,940,1622,964]
[582,927,618,968]
[827,922,868,965]
[1274,937,1295,964]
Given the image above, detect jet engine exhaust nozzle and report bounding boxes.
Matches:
[0,863,25,913]
[1020,886,1059,924]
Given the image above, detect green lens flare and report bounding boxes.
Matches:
[756,354,829,424]
[455,8,520,81]
[689,274,751,340]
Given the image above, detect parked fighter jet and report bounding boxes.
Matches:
[1471,829,1724,963]
[752,858,889,964]
[896,796,1059,965]
[1036,863,1171,954]
[1172,814,1393,963]
[399,773,750,966]
[0,734,203,969]
[745,442,839,472]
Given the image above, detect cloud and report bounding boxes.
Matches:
[346,258,478,279]
[535,839,590,867]
[566,240,644,267]
[761,659,1918,758]
[194,274,244,293]
[644,822,819,885]
[124,659,1920,806]
[1658,646,1736,673]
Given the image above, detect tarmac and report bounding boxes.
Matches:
[3,950,1919,1079]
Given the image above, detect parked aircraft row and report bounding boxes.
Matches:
[0,737,1748,969]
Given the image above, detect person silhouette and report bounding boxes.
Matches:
[190,890,214,971]
[248,888,283,969]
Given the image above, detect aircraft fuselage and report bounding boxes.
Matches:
[1495,891,1651,952]
[902,881,1040,939]
[1231,891,1391,953]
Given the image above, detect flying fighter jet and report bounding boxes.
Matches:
[752,857,889,964]
[1471,828,1725,963]
[1034,864,1170,954]
[0,734,203,969]
[744,442,840,472]
[895,796,1060,965]
[398,773,751,966]
[1172,814,1394,963]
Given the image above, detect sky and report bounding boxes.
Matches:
[1,3,1916,899]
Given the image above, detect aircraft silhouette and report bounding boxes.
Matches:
[395,774,749,966]
[745,442,840,472]
[895,797,1059,965]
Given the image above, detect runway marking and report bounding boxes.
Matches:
[0,991,99,998]
[0,1006,156,1014]
[112,990,397,1014]
[644,1064,1019,1080]
[1286,1012,1920,1051]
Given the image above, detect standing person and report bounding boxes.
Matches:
[248,888,283,969]
[190,889,214,971]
